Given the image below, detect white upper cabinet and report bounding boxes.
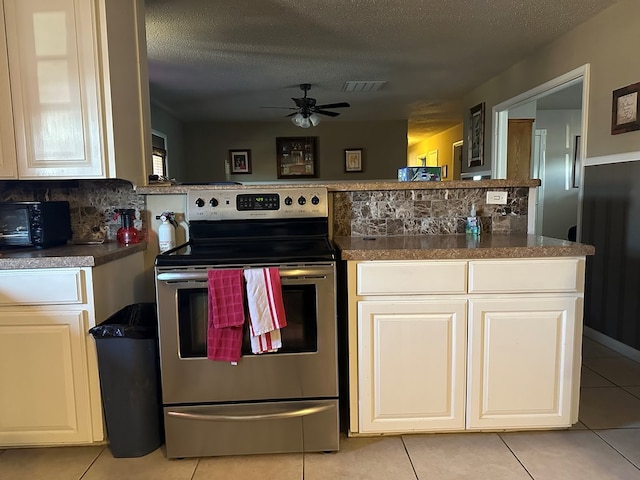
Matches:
[2,0,151,184]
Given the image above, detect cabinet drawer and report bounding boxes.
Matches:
[0,269,85,305]
[357,261,467,295]
[468,258,583,294]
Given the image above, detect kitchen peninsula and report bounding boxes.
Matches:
[140,178,595,436]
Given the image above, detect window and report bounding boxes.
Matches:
[152,131,168,177]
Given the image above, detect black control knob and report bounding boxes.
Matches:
[284,196,293,206]
[195,198,205,208]
[298,196,306,206]
[209,197,219,207]
[311,195,320,205]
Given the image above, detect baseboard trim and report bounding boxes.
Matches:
[584,326,640,362]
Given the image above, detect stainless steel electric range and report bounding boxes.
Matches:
[155,186,339,458]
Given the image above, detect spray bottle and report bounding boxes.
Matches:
[114,209,141,245]
[157,211,177,252]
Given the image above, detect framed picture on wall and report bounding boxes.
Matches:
[229,149,252,174]
[276,137,317,178]
[468,103,485,167]
[344,148,363,172]
[611,81,640,135]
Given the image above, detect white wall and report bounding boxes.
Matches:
[535,110,582,239]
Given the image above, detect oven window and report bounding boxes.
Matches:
[177,284,319,358]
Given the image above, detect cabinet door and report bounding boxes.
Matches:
[4,0,104,178]
[467,297,578,429]
[0,308,93,445]
[358,299,467,433]
[0,0,17,179]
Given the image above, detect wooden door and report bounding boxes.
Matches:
[507,119,534,180]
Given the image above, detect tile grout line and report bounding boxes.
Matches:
[78,446,107,480]
[592,430,640,472]
[497,434,535,480]
[400,436,420,480]
[189,457,202,480]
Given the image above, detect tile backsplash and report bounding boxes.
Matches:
[0,179,145,242]
[332,187,529,236]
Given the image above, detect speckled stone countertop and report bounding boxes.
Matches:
[0,241,147,270]
[136,179,541,194]
[333,234,595,261]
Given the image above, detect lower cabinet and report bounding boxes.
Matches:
[0,308,93,444]
[0,252,145,447]
[349,257,585,435]
[467,297,578,429]
[358,299,467,433]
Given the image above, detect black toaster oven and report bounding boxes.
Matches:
[0,201,72,248]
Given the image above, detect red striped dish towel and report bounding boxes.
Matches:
[207,269,245,362]
[243,268,287,354]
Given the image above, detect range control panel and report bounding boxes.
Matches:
[187,187,328,221]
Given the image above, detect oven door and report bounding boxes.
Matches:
[155,263,338,405]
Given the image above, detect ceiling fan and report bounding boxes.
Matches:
[263,83,350,128]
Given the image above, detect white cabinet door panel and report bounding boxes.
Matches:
[0,309,93,445]
[467,297,577,429]
[4,0,104,178]
[358,300,467,433]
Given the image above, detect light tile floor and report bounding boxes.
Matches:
[1,336,639,479]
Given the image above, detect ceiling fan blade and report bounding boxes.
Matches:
[260,106,297,110]
[315,110,340,117]
[315,102,350,109]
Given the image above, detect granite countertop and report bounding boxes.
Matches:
[0,241,147,270]
[136,179,541,195]
[332,234,595,261]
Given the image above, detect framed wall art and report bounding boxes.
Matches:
[229,149,251,174]
[611,81,640,135]
[276,137,317,178]
[344,148,363,172]
[468,102,485,167]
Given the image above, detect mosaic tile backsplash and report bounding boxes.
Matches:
[332,187,529,236]
[0,179,146,242]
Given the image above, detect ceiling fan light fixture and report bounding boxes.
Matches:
[291,113,304,126]
[309,113,320,126]
[300,116,311,128]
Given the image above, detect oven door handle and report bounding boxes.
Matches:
[157,267,331,282]
[166,403,333,422]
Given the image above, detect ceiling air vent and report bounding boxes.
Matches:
[342,81,387,92]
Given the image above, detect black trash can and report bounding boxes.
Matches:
[89,303,163,458]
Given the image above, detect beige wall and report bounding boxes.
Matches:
[463,0,640,172]
[407,123,463,180]
[179,120,407,183]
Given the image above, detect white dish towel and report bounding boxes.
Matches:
[243,268,287,353]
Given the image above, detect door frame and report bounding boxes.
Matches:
[491,64,590,179]
[491,64,589,239]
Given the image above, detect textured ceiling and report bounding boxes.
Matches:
[145,0,617,138]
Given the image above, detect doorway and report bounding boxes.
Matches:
[492,65,589,240]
